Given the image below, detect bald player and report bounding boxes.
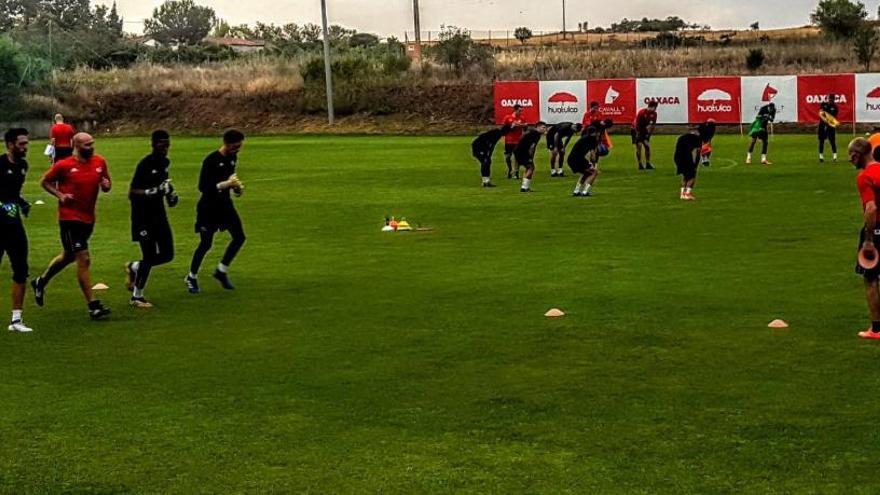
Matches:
[32,133,112,320]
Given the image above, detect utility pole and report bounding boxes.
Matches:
[562,0,567,40]
[413,0,422,59]
[320,0,335,125]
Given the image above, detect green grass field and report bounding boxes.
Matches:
[0,133,877,493]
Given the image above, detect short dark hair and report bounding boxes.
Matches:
[513,104,522,111]
[647,100,659,108]
[4,128,28,145]
[151,129,170,144]
[590,101,599,108]
[223,129,245,144]
[536,121,547,127]
[873,145,880,163]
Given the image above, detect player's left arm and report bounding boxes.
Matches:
[100,160,111,192]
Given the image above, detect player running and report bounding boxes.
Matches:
[186,129,247,294]
[32,133,112,320]
[849,138,880,339]
[1,129,34,332]
[49,114,75,164]
[502,105,527,179]
[746,102,776,165]
[547,122,582,178]
[124,131,179,308]
[632,101,658,170]
[818,93,840,163]
[471,124,511,188]
[675,126,703,201]
[514,122,547,193]
[567,125,601,197]
[698,119,716,166]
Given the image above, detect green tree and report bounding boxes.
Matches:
[514,26,533,45]
[811,0,868,39]
[746,48,765,71]
[300,23,321,43]
[854,25,879,71]
[0,37,24,100]
[349,32,379,48]
[430,25,490,75]
[144,0,217,45]
[750,21,760,31]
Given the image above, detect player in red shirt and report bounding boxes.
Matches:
[32,133,112,320]
[502,105,527,179]
[851,138,880,339]
[631,101,658,170]
[49,114,76,164]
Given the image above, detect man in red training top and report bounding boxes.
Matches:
[49,114,76,164]
[851,137,880,340]
[502,104,527,179]
[632,101,658,170]
[32,133,112,320]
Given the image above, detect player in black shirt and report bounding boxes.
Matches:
[472,124,511,188]
[818,93,840,163]
[548,122,582,178]
[186,129,246,293]
[675,126,703,201]
[514,122,547,193]
[698,119,716,166]
[125,130,178,308]
[0,128,33,332]
[567,125,601,197]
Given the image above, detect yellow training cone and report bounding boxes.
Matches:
[92,283,110,290]
[768,319,789,329]
[545,308,565,318]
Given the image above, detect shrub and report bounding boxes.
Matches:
[746,48,766,71]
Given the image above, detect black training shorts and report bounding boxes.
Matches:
[59,220,94,254]
[631,128,650,145]
[0,222,28,283]
[675,159,698,180]
[515,154,534,169]
[504,143,517,155]
[196,203,242,234]
[54,147,73,163]
[567,156,594,175]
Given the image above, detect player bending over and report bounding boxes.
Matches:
[747,102,775,165]
[514,123,547,193]
[125,130,179,308]
[632,101,658,170]
[471,124,511,188]
[567,125,601,197]
[698,119,716,166]
[548,122,582,178]
[675,126,703,201]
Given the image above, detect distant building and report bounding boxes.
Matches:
[203,37,267,54]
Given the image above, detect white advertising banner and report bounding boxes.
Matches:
[538,80,587,125]
[856,73,880,123]
[740,76,798,123]
[636,78,689,124]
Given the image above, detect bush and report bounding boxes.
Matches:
[0,37,25,99]
[301,54,372,83]
[350,33,379,49]
[381,52,411,75]
[429,26,492,75]
[746,48,766,71]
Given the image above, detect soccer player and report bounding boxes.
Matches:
[818,93,840,163]
[124,130,179,308]
[502,105,527,179]
[32,133,111,320]
[747,102,776,165]
[567,125,601,197]
[698,118,717,166]
[675,126,703,201]
[185,129,247,293]
[471,124,511,188]
[583,101,602,131]
[632,101,658,170]
[49,114,75,164]
[849,137,880,339]
[513,122,547,193]
[1,129,34,332]
[548,122,582,178]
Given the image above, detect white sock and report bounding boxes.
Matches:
[583,184,592,193]
[131,261,140,272]
[685,187,692,194]
[747,153,752,160]
[819,153,824,160]
[573,183,582,194]
[188,272,198,279]
[218,263,229,274]
[133,287,144,298]
[481,177,490,184]
[522,178,531,189]
[762,154,768,162]
[833,153,838,160]
[681,187,686,195]
[11,309,21,323]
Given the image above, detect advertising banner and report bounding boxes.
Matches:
[688,77,742,124]
[636,78,689,124]
[493,81,540,124]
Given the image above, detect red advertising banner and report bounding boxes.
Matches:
[494,81,540,124]
[797,74,856,123]
[688,77,742,124]
[586,79,637,125]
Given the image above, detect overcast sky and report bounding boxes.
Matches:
[106,0,869,37]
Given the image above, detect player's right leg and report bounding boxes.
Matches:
[187,229,215,294]
[644,142,654,170]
